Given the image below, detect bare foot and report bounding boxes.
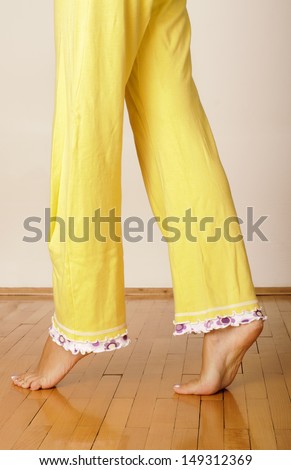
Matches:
[11,336,85,390]
[173,319,264,396]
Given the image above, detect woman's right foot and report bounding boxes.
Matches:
[11,336,86,390]
[173,318,264,395]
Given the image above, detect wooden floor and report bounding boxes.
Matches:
[0,295,291,450]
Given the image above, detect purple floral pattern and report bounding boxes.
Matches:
[49,306,267,353]
[174,307,267,336]
[49,324,130,355]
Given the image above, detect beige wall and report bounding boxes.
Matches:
[0,0,290,288]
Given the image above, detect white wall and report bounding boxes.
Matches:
[0,0,290,288]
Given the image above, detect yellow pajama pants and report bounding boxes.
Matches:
[47,0,266,354]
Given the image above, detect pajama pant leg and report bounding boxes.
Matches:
[47,0,155,354]
[125,0,267,335]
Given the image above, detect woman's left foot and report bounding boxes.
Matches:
[11,336,85,390]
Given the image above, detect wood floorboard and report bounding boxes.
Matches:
[0,296,290,449]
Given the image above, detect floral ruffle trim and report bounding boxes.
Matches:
[48,324,130,355]
[173,307,267,335]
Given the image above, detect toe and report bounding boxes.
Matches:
[21,380,33,389]
[12,373,34,389]
[174,379,216,395]
[173,383,192,395]
[30,380,42,391]
[12,377,24,386]
[13,373,25,383]
[22,374,40,389]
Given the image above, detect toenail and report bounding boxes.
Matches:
[174,384,181,388]
[11,376,18,380]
